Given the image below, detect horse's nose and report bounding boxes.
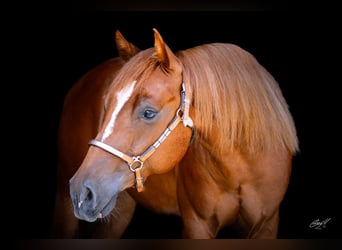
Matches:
[79,181,96,208]
[69,178,99,222]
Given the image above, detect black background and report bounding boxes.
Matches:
[9,0,341,240]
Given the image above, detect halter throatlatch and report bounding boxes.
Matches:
[89,82,193,192]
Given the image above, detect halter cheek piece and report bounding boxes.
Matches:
[89,82,194,192]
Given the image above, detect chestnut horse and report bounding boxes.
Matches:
[67,28,298,238]
[51,31,140,238]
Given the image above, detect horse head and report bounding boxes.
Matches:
[69,29,193,222]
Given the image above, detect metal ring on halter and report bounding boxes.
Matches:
[129,157,144,172]
[176,108,184,118]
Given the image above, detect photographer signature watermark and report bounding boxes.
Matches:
[309,218,331,230]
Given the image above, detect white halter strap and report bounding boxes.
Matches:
[89,82,193,192]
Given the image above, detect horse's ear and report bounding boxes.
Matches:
[153,28,181,73]
[115,30,140,61]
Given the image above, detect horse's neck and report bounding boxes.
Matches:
[190,130,226,163]
[181,140,227,177]
[180,136,249,188]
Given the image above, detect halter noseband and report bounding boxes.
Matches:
[88,82,194,192]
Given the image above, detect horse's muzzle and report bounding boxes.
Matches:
[69,177,117,222]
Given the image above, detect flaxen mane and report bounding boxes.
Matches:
[177,43,299,155]
[107,43,299,155]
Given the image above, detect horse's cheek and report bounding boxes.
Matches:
[152,128,192,175]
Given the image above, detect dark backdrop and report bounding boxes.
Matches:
[11,1,341,240]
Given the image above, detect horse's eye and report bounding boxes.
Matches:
[143,109,157,120]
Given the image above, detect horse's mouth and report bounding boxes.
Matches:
[75,194,118,222]
[94,195,118,221]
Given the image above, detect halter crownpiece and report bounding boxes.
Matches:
[180,82,194,128]
[89,81,194,192]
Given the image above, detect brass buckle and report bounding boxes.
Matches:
[129,157,144,192]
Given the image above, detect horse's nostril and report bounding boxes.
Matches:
[78,183,96,210]
[85,187,93,200]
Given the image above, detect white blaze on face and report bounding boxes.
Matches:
[101,80,136,141]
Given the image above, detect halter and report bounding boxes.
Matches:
[89,82,194,192]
